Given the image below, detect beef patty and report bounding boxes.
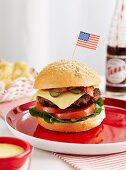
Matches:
[37,88,101,108]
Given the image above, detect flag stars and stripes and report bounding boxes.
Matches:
[76,31,100,50]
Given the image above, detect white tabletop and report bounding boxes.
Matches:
[0,118,73,170]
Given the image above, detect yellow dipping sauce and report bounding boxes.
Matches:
[0,144,24,158]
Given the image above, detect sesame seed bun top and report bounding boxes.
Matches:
[34,59,101,89]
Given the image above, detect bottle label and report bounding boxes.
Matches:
[106,54,126,87]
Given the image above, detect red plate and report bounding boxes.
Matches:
[5,97,126,155]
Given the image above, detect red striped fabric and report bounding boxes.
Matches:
[54,152,126,170]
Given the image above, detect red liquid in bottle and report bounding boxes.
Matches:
[106,46,126,94]
[105,0,126,96]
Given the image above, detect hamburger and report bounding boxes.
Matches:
[29,59,105,133]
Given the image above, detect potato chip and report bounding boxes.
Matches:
[0,59,37,90]
[12,61,31,80]
[0,62,13,80]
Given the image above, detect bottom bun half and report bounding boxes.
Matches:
[36,108,105,133]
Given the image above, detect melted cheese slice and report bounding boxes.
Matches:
[35,90,85,109]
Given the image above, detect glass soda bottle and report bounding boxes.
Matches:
[106,0,126,96]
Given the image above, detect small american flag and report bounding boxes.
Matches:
[76,31,100,50]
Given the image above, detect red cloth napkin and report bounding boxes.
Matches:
[54,152,126,170]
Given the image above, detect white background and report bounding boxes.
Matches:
[0,0,116,75]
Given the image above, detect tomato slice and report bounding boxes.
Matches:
[51,104,95,119]
[36,102,65,113]
[36,102,96,120]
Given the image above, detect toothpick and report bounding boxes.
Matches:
[72,45,77,60]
